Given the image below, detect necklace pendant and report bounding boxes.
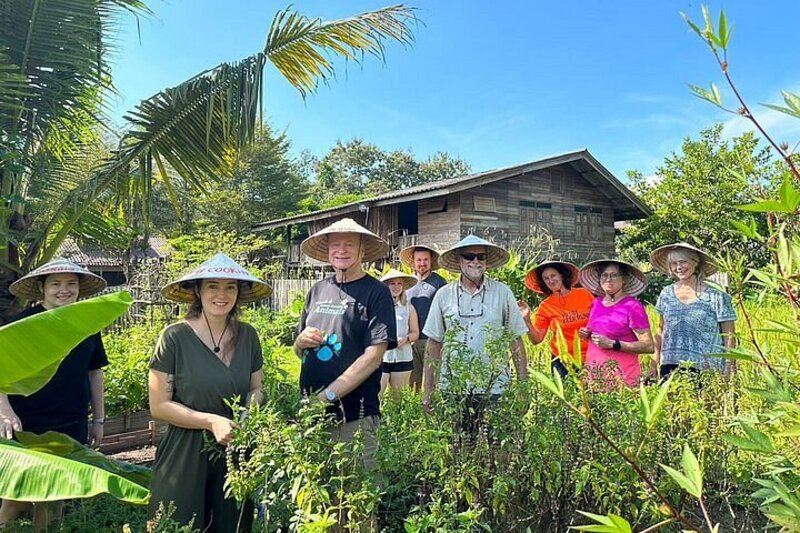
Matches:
[214,346,220,353]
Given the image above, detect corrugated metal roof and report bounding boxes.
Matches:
[57,236,174,267]
[252,149,651,231]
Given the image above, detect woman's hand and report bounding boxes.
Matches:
[590,333,613,349]
[578,327,592,340]
[209,415,237,446]
[88,422,104,448]
[0,408,21,440]
[517,300,531,321]
[397,335,409,348]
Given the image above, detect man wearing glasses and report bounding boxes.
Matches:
[421,235,528,426]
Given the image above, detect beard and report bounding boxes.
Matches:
[461,265,485,283]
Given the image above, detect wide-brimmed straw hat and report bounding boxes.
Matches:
[380,268,417,291]
[161,252,272,304]
[649,242,718,278]
[300,218,389,264]
[524,261,581,294]
[10,258,107,300]
[579,259,648,297]
[398,244,440,271]
[438,235,509,273]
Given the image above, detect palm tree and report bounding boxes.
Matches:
[0,1,417,317]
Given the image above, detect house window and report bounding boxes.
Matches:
[520,200,552,235]
[575,206,604,240]
[550,169,565,194]
[473,196,496,212]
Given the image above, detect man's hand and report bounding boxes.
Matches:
[295,327,324,351]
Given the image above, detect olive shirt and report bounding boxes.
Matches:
[148,321,262,531]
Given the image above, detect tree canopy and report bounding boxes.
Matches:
[619,125,781,268]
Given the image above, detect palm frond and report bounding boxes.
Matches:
[265,4,417,97]
[0,0,148,152]
[29,4,417,267]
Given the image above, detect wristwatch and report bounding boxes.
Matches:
[324,388,338,403]
[612,340,621,351]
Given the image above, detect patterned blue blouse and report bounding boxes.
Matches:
[655,284,737,370]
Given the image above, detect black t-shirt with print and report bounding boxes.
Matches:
[8,304,109,430]
[298,274,397,421]
[406,271,448,340]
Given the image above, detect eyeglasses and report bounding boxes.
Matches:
[460,253,487,262]
[457,285,486,317]
[600,273,622,281]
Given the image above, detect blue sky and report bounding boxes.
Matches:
[109,0,800,182]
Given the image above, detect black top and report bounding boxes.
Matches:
[8,304,108,429]
[298,274,396,421]
[406,271,448,340]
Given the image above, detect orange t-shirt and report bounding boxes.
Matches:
[533,287,594,362]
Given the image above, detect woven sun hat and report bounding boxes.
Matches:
[524,261,581,294]
[300,218,389,264]
[161,252,272,304]
[398,244,440,271]
[10,258,107,300]
[649,242,718,278]
[438,234,510,273]
[380,268,417,291]
[579,259,648,297]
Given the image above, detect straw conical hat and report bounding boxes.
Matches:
[398,244,440,271]
[380,268,417,291]
[10,258,107,300]
[300,218,389,263]
[649,242,718,278]
[438,235,509,273]
[524,261,581,294]
[579,259,648,297]
[161,252,272,304]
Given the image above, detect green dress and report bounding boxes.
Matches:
[148,321,263,532]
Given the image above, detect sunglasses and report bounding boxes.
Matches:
[460,253,487,262]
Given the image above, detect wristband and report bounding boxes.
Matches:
[92,418,105,425]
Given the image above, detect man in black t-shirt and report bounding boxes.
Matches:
[400,244,447,392]
[293,218,396,473]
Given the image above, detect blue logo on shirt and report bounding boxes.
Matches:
[308,333,342,362]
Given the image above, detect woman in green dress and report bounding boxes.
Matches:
[148,253,271,532]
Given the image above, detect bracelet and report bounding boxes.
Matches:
[612,340,621,351]
[92,418,105,425]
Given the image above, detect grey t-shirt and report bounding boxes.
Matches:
[655,285,736,370]
[406,271,447,340]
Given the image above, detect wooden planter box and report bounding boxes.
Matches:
[99,409,167,454]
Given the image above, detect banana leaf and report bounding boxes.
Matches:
[15,431,151,488]
[0,435,149,504]
[0,291,133,395]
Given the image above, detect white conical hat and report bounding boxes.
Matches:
[438,234,509,273]
[649,242,718,278]
[579,259,648,297]
[398,244,440,271]
[161,252,272,304]
[380,268,417,290]
[10,258,107,300]
[300,218,389,263]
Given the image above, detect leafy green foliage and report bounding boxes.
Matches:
[0,291,133,395]
[618,125,776,269]
[299,139,470,210]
